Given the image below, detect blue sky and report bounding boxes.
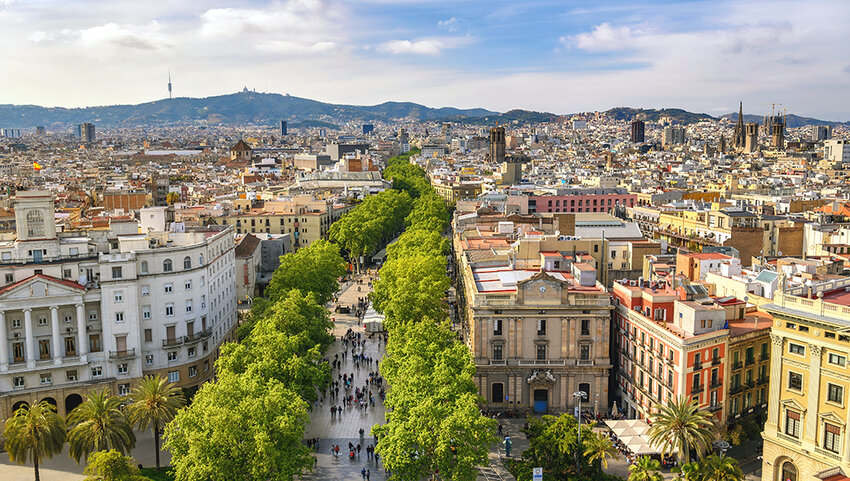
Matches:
[1,0,849,119]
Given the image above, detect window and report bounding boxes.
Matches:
[581,319,590,336]
[143,306,151,319]
[117,363,128,374]
[185,280,192,290]
[89,311,97,321]
[113,290,124,303]
[188,347,196,358]
[38,339,50,359]
[112,266,122,279]
[63,268,72,279]
[11,318,20,329]
[580,344,590,360]
[188,365,198,378]
[163,259,173,272]
[491,383,504,403]
[145,354,154,365]
[536,344,546,360]
[89,334,101,352]
[140,261,148,274]
[164,283,173,294]
[167,351,177,362]
[537,319,546,335]
[4,273,12,283]
[829,353,847,366]
[712,347,719,360]
[824,423,841,453]
[493,319,502,336]
[13,376,24,388]
[694,352,701,366]
[141,285,150,296]
[828,383,844,404]
[168,370,179,383]
[186,300,193,313]
[64,337,76,356]
[38,315,48,326]
[788,372,803,391]
[731,397,739,414]
[785,410,801,438]
[66,370,77,382]
[144,329,152,342]
[183,256,192,269]
[578,383,590,401]
[166,304,174,317]
[118,383,131,395]
[40,373,52,385]
[91,366,103,378]
[789,343,805,355]
[115,312,124,323]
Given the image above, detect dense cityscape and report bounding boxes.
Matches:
[2,1,850,481]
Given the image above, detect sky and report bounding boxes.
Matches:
[1,0,849,120]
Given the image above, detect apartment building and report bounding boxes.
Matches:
[612,277,772,424]
[760,277,850,481]
[457,250,612,415]
[0,191,238,419]
[218,199,350,249]
[528,188,636,214]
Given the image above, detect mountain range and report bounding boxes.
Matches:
[0,91,846,129]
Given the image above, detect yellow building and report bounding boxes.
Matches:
[218,202,351,249]
[761,277,850,481]
[433,181,482,202]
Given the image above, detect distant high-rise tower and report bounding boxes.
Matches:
[733,102,746,149]
[719,134,726,153]
[630,119,645,143]
[279,120,288,136]
[441,122,452,145]
[744,123,759,153]
[770,121,785,149]
[168,70,172,99]
[812,125,832,141]
[489,127,506,163]
[79,123,96,143]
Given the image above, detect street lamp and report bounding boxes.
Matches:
[573,391,587,477]
[715,440,731,458]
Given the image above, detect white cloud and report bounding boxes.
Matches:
[377,36,474,56]
[76,22,169,50]
[565,22,650,51]
[438,17,460,32]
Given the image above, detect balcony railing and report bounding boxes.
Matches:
[745,358,755,366]
[162,338,183,348]
[712,358,721,366]
[708,404,723,413]
[517,359,566,366]
[691,384,704,394]
[760,354,769,362]
[732,361,743,370]
[184,328,213,344]
[730,384,745,395]
[710,379,723,389]
[489,359,507,365]
[693,362,703,371]
[577,359,595,366]
[757,377,769,385]
[109,348,136,360]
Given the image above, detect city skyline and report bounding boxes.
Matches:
[1,0,849,120]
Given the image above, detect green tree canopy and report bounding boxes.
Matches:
[263,239,346,306]
[371,253,449,328]
[698,454,744,481]
[82,450,149,481]
[405,192,449,233]
[387,229,449,259]
[67,388,136,463]
[629,456,663,481]
[164,371,313,481]
[4,400,67,481]
[648,396,716,463]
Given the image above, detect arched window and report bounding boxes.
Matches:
[163,259,173,272]
[183,256,192,269]
[26,209,44,237]
[199,254,204,265]
[140,261,148,274]
[781,462,797,481]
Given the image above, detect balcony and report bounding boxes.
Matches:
[577,359,595,366]
[518,359,566,366]
[691,384,704,394]
[162,338,183,348]
[693,362,703,371]
[708,404,723,413]
[184,328,213,344]
[710,379,723,389]
[730,384,745,395]
[760,354,769,362]
[489,359,507,366]
[109,348,136,360]
[712,358,721,366]
[757,377,769,386]
[732,361,743,370]
[745,358,755,366]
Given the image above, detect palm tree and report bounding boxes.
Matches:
[648,395,716,463]
[126,374,185,469]
[699,454,744,481]
[629,456,664,481]
[66,388,136,463]
[583,432,619,476]
[4,400,67,481]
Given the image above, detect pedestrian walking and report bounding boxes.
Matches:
[361,468,366,479]
[366,469,371,480]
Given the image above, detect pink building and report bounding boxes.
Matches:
[529,189,636,214]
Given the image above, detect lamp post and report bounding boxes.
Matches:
[573,390,587,477]
[715,440,731,458]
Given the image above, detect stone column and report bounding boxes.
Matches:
[0,311,7,370]
[23,308,34,368]
[76,303,88,359]
[50,306,61,365]
[560,317,568,358]
[515,319,523,359]
[804,344,822,444]
[766,333,783,428]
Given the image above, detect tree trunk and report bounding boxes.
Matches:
[154,420,161,469]
[34,456,40,481]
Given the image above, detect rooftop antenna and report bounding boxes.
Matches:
[168,69,172,99]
